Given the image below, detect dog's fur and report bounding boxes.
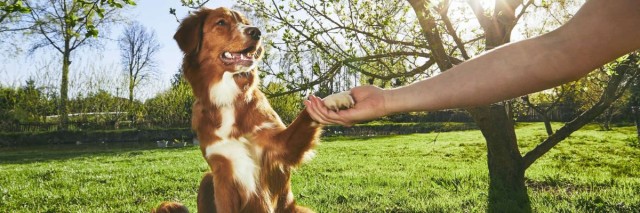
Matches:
[151,202,189,213]
[154,7,352,213]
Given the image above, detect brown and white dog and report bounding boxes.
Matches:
[157,7,353,213]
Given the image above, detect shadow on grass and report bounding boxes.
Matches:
[0,142,193,165]
[322,135,402,142]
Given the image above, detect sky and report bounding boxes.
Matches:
[0,0,580,100]
[0,0,235,99]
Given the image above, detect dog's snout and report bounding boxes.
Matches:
[246,27,261,40]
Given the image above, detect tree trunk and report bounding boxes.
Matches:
[59,47,71,131]
[408,0,531,211]
[469,105,531,212]
[603,107,613,130]
[129,79,135,122]
[633,106,640,138]
[541,114,554,136]
[129,80,134,103]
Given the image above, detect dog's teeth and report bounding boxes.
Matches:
[224,52,232,58]
[240,54,246,60]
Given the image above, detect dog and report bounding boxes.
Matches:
[154,7,354,213]
[151,202,189,213]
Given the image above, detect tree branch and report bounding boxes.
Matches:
[466,0,490,31]
[408,0,454,71]
[523,56,640,169]
[438,0,470,60]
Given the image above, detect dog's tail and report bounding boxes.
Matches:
[151,201,189,213]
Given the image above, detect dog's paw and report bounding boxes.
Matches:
[322,91,355,111]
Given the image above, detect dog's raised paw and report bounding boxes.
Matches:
[322,91,355,111]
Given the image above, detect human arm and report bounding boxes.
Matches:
[304,0,640,126]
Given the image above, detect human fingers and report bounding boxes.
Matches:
[304,100,328,124]
[305,97,346,126]
[310,96,352,126]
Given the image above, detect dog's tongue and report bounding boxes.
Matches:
[221,51,254,66]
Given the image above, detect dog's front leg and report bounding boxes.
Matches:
[197,172,217,213]
[273,92,355,165]
[206,155,242,213]
[273,110,322,165]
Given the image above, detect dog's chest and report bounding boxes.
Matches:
[205,105,265,198]
[209,72,241,107]
[209,71,254,107]
[214,106,236,139]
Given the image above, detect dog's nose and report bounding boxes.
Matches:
[246,27,261,40]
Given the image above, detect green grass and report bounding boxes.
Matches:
[0,123,639,212]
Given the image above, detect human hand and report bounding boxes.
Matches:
[304,85,389,126]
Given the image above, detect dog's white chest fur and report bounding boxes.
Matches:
[205,138,259,200]
[214,106,236,139]
[205,105,262,200]
[205,97,264,203]
[210,72,240,106]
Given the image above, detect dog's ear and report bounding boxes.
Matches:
[174,10,208,54]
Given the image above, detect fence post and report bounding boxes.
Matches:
[633,106,640,138]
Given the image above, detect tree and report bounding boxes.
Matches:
[23,0,134,130]
[0,0,31,31]
[118,21,160,104]
[572,59,637,130]
[251,0,431,97]
[0,0,32,56]
[245,0,639,211]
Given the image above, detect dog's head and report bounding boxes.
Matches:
[174,7,264,73]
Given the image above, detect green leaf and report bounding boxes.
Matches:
[96,8,105,18]
[85,24,98,37]
[19,7,31,13]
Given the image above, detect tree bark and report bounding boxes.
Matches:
[59,44,71,131]
[468,106,531,212]
[633,106,640,138]
[129,78,134,103]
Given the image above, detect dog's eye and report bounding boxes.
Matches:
[216,20,226,26]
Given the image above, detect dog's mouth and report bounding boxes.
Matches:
[220,46,261,67]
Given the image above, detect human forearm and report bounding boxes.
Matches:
[385,35,567,113]
[384,0,640,114]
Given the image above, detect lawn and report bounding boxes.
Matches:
[1,123,639,212]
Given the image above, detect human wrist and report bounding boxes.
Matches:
[382,88,401,115]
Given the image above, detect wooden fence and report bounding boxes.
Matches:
[0,121,190,133]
